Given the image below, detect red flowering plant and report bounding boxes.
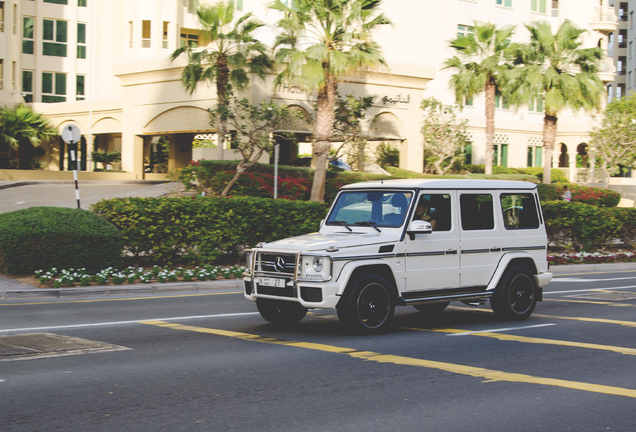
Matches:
[555,183,621,207]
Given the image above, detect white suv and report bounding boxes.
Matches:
[244,179,553,333]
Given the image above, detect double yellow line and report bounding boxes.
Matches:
[141,319,636,399]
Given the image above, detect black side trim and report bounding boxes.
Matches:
[379,245,395,253]
[402,286,489,301]
[503,245,547,251]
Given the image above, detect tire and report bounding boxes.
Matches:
[337,273,395,334]
[256,299,308,325]
[413,301,449,314]
[490,266,537,320]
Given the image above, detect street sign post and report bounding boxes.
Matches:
[62,125,82,209]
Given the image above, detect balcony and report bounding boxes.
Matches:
[590,6,619,33]
[598,56,617,83]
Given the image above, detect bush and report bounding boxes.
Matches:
[172,159,391,202]
[554,183,621,207]
[92,196,329,266]
[614,207,636,248]
[0,207,124,275]
[541,201,622,250]
[537,184,559,201]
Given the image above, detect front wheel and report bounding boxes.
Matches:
[256,299,307,325]
[337,273,395,334]
[490,266,537,320]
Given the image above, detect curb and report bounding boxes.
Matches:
[1,279,244,300]
[549,262,636,274]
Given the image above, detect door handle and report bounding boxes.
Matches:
[490,247,501,252]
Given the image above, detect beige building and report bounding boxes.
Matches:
[0,0,620,181]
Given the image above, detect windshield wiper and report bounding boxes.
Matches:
[333,220,353,232]
[354,221,381,233]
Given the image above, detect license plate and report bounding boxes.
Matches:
[258,277,286,287]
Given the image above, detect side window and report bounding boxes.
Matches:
[501,193,540,229]
[412,194,452,231]
[460,194,494,230]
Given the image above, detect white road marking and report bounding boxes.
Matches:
[446,323,556,336]
[552,277,636,283]
[14,202,25,205]
[0,312,260,334]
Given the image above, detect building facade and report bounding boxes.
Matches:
[0,0,619,180]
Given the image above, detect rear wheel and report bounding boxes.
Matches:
[413,301,449,314]
[337,273,395,334]
[490,266,537,320]
[256,299,307,325]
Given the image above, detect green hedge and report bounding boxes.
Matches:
[0,207,124,275]
[92,196,329,266]
[541,201,634,250]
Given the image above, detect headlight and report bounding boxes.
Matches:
[313,257,324,272]
[300,254,332,281]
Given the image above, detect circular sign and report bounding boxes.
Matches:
[61,124,82,143]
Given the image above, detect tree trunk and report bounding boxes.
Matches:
[220,149,265,197]
[542,114,558,184]
[216,57,230,159]
[310,78,337,203]
[484,80,496,175]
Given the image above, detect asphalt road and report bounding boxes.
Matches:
[1,268,636,431]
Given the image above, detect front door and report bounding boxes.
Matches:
[404,191,460,291]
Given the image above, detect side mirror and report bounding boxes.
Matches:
[407,220,432,240]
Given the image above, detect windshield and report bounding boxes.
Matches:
[326,191,414,228]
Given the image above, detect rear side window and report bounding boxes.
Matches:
[460,194,494,230]
[500,193,540,229]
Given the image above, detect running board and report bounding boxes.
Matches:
[401,291,493,305]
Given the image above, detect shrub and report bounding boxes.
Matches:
[171,159,391,202]
[91,196,329,266]
[0,207,124,275]
[614,207,636,248]
[541,201,622,250]
[554,183,621,207]
[537,184,559,201]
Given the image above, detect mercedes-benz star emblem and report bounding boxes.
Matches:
[274,256,286,272]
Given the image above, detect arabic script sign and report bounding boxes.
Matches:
[382,94,411,105]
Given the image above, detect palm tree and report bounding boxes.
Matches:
[269,0,391,203]
[511,20,605,184]
[170,1,271,152]
[0,105,57,169]
[444,22,516,175]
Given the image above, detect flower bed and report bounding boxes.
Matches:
[548,252,636,266]
[33,265,246,289]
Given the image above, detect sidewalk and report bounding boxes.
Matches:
[1,263,633,300]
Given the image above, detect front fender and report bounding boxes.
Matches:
[334,258,399,296]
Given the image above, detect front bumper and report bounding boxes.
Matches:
[243,276,342,309]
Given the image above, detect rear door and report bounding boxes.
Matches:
[458,190,503,287]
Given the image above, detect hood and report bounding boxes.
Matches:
[262,231,394,252]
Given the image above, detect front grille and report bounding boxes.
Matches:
[259,252,296,275]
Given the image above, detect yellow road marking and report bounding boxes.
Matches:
[533,313,636,328]
[414,327,636,356]
[0,291,242,306]
[141,320,636,399]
